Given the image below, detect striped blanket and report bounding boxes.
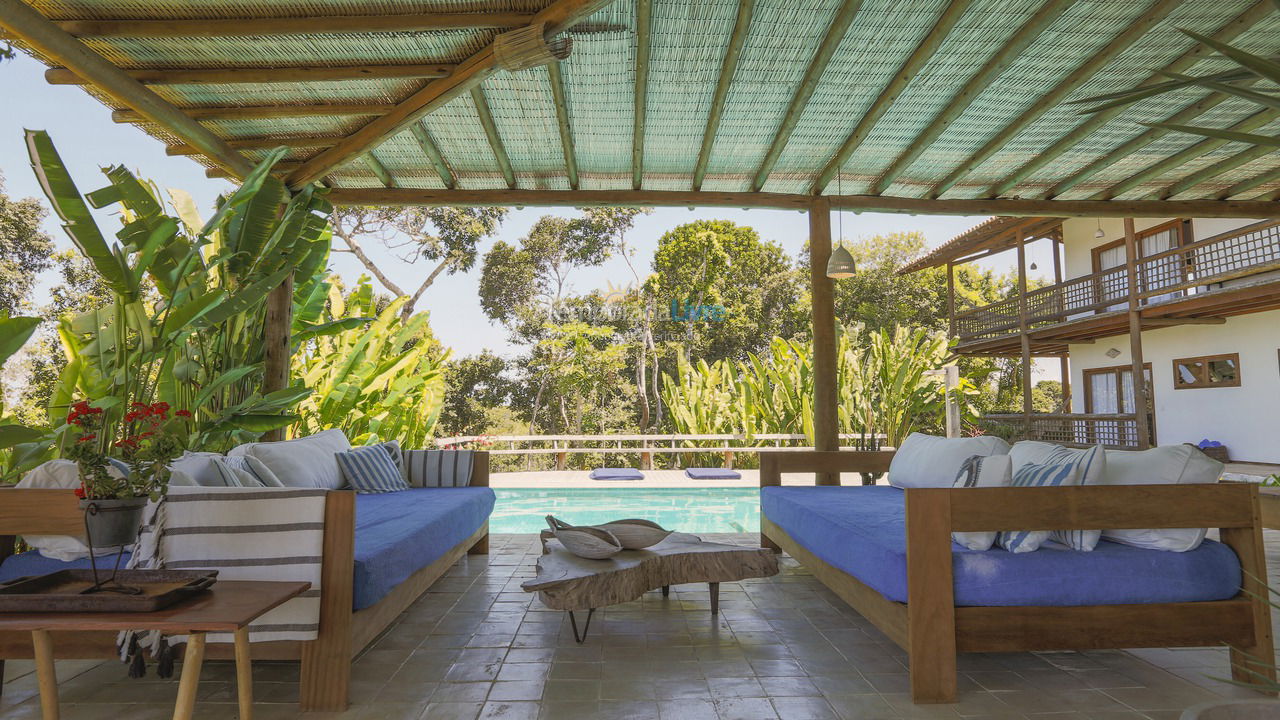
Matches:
[124,486,327,653]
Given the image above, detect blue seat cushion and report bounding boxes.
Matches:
[589,468,644,481]
[685,468,742,480]
[761,485,1241,607]
[0,550,132,584]
[353,487,495,610]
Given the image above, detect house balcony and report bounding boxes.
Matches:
[953,220,1280,355]
[976,412,1141,450]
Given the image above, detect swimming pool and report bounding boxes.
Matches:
[491,488,760,534]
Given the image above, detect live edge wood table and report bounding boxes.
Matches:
[0,580,309,720]
[523,533,778,642]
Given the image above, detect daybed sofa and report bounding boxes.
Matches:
[758,442,1276,704]
[0,431,493,711]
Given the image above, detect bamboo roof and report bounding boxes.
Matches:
[4,0,1280,217]
[898,216,1065,274]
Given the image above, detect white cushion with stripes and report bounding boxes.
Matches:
[950,454,1012,551]
[403,450,475,488]
[1010,443,1107,551]
[336,445,409,494]
[997,457,1083,553]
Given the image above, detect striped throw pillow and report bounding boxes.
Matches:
[337,445,409,494]
[997,459,1082,553]
[1045,445,1106,551]
[951,454,1012,551]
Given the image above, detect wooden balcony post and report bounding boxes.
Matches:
[946,261,956,338]
[810,198,839,485]
[1051,235,1072,412]
[1015,231,1032,437]
[1123,219,1153,449]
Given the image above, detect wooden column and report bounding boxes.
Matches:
[262,274,293,442]
[810,198,839,485]
[1051,234,1071,411]
[946,261,956,338]
[1123,219,1153,449]
[1015,231,1032,437]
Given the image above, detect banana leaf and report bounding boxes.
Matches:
[0,315,40,365]
[0,425,44,450]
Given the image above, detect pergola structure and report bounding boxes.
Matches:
[4,0,1280,456]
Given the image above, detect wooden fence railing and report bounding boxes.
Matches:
[433,433,890,470]
[976,413,1141,449]
[954,220,1280,342]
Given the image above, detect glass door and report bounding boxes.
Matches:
[1084,364,1155,446]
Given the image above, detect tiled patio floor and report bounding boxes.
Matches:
[1,532,1275,720]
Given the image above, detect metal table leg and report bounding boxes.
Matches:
[568,608,595,643]
[710,582,720,615]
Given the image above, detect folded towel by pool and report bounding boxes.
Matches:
[685,468,742,480]
[589,468,644,481]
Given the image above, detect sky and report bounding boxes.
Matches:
[0,51,1059,362]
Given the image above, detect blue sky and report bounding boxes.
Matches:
[0,52,1057,359]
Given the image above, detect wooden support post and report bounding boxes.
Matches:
[723,450,735,470]
[1015,231,1032,437]
[468,452,490,555]
[1052,235,1072,412]
[905,489,957,703]
[555,452,567,471]
[300,491,355,711]
[810,198,839,486]
[1220,485,1278,692]
[759,454,782,553]
[262,273,293,442]
[1123,219,1153,449]
[946,261,956,338]
[641,439,652,471]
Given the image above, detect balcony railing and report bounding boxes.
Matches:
[954,220,1280,342]
[977,413,1141,449]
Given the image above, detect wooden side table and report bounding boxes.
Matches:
[0,580,309,720]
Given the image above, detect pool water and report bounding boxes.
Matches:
[491,488,760,534]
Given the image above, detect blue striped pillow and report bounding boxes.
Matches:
[337,445,409,494]
[998,458,1081,553]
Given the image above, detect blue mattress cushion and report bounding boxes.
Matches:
[685,468,742,480]
[353,487,495,610]
[761,485,1241,607]
[0,550,132,584]
[589,468,644,481]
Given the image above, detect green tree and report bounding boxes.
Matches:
[0,173,55,315]
[439,351,516,437]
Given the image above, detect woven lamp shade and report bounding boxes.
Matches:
[494,23,572,72]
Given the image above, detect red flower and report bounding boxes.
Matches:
[77,433,97,443]
[73,401,92,414]
[139,431,154,439]
[151,402,170,415]
[74,486,86,500]
[124,411,143,422]
[175,410,192,418]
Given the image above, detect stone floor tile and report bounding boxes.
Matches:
[771,695,840,719]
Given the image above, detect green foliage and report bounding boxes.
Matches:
[291,276,447,448]
[439,351,515,437]
[0,173,55,315]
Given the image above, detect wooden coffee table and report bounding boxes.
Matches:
[522,533,778,641]
[0,580,309,720]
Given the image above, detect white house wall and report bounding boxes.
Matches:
[1068,310,1280,463]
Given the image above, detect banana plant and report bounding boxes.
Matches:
[0,313,50,478]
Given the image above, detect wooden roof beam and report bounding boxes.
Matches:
[323,187,1280,218]
[114,104,393,122]
[546,61,579,190]
[470,85,515,189]
[986,0,1273,199]
[810,0,972,195]
[30,12,534,38]
[167,136,337,155]
[631,0,651,191]
[869,0,1076,196]
[363,153,396,188]
[48,64,454,86]
[1218,165,1280,200]
[409,122,456,190]
[749,0,862,193]
[1090,109,1278,200]
[0,0,254,178]
[929,0,1181,199]
[285,0,616,189]
[1157,144,1276,200]
[207,161,300,179]
[692,0,753,191]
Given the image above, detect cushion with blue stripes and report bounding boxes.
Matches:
[997,457,1083,553]
[337,445,410,494]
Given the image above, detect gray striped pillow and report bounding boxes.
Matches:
[336,446,409,494]
[997,459,1082,553]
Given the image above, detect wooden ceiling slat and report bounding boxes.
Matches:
[632,0,651,191]
[409,122,456,190]
[692,0,753,191]
[207,161,299,178]
[1158,144,1276,199]
[546,61,579,190]
[113,104,393,121]
[470,85,515,189]
[1218,165,1280,199]
[928,0,1182,199]
[986,0,1273,199]
[47,64,455,85]
[166,136,337,155]
[749,0,862,193]
[869,0,1077,196]
[41,12,533,38]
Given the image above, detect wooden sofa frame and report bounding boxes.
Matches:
[759,451,1277,704]
[0,451,490,711]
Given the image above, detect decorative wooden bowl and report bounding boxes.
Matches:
[545,516,622,559]
[595,519,673,550]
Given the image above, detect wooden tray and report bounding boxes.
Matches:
[0,570,218,613]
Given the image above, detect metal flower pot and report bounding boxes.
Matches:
[80,497,147,548]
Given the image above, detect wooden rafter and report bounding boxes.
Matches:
[471,85,516,189]
[692,0,753,191]
[0,0,254,177]
[29,12,533,38]
[986,0,1273,199]
[750,0,862,193]
[1091,110,1279,200]
[207,162,300,179]
[927,0,1181,200]
[363,153,396,188]
[546,61,580,190]
[810,0,972,196]
[324,187,1280,218]
[1158,145,1276,200]
[631,0,651,191]
[284,0,616,189]
[409,122,456,190]
[167,136,337,155]
[48,64,454,86]
[869,0,1076,196]
[113,104,393,122]
[1218,165,1280,200]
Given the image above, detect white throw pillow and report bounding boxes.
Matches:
[237,428,352,490]
[951,454,1013,551]
[1099,445,1223,552]
[211,455,284,487]
[15,460,125,560]
[169,451,228,487]
[889,433,1010,489]
[998,458,1083,553]
[1007,443,1106,552]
